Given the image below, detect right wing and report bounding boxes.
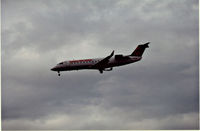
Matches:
[92,50,114,69]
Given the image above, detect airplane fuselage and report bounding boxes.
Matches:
[51,56,141,72]
[51,42,149,75]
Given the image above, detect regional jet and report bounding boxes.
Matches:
[51,42,150,76]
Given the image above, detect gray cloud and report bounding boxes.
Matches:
[2,0,199,130]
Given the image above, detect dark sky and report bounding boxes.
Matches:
[2,0,199,129]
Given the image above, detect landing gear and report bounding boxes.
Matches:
[58,71,61,76]
[99,70,103,74]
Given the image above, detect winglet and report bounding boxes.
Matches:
[106,50,114,60]
[110,50,114,57]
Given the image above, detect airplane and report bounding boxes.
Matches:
[51,42,150,76]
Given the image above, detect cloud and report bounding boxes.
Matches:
[2,0,199,130]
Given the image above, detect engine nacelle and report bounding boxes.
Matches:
[115,54,124,60]
[103,67,113,71]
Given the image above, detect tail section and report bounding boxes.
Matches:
[131,42,150,56]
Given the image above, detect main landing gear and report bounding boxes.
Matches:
[99,70,103,74]
[58,71,60,76]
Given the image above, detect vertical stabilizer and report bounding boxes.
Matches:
[131,42,150,56]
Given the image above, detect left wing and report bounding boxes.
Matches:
[92,50,114,69]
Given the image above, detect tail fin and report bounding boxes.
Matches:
[131,42,150,56]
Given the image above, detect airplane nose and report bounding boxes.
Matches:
[51,67,56,71]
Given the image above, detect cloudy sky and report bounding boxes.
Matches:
[2,0,199,130]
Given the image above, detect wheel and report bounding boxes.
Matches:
[58,73,60,76]
[99,70,103,74]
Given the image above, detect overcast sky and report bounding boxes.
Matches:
[2,0,199,130]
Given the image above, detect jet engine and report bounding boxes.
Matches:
[103,67,113,71]
[115,54,124,60]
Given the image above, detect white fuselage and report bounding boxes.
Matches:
[51,56,142,72]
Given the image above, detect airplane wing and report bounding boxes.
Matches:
[92,50,114,69]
